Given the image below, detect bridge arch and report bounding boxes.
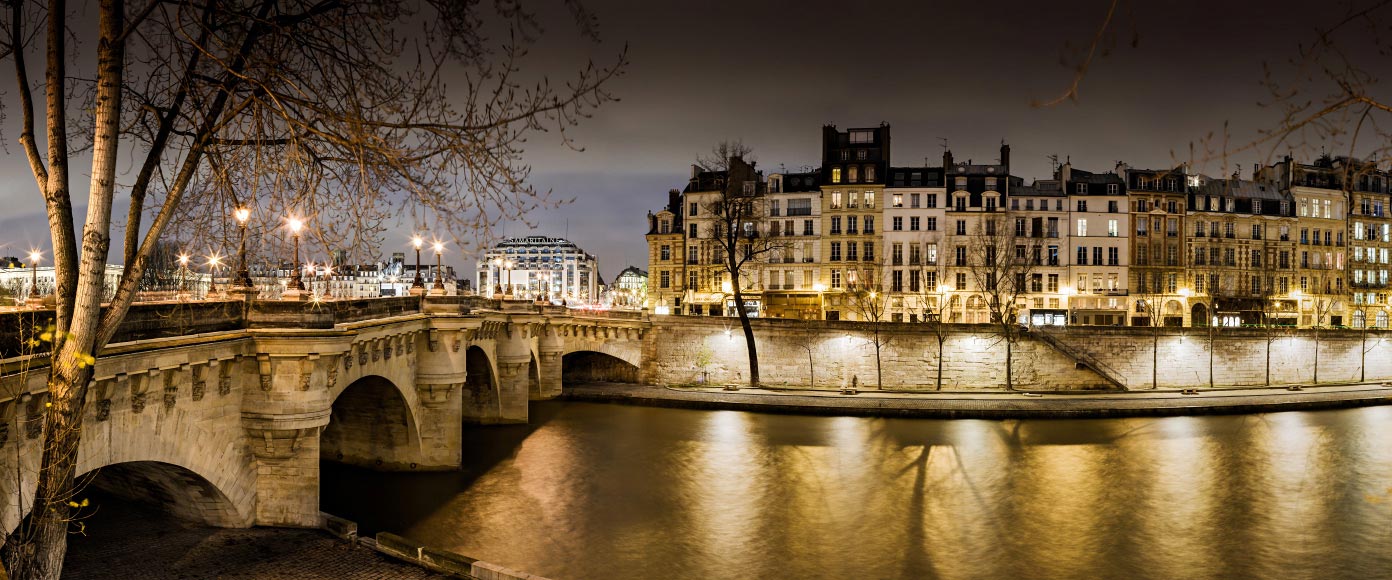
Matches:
[76,460,245,527]
[562,351,639,385]
[321,374,421,469]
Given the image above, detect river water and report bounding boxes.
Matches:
[320,400,1392,580]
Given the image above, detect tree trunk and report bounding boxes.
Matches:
[9,3,124,579]
[1152,324,1159,389]
[1208,321,1215,389]
[807,348,815,388]
[935,335,944,391]
[1313,328,1320,384]
[731,281,759,387]
[1004,334,1014,390]
[874,333,883,390]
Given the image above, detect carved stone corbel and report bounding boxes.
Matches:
[257,353,273,391]
[415,383,457,408]
[343,351,353,371]
[406,334,415,354]
[192,362,208,402]
[358,344,368,366]
[218,360,233,396]
[300,355,319,391]
[131,370,154,414]
[383,337,393,360]
[163,366,181,410]
[428,328,440,352]
[372,339,381,362]
[395,336,404,357]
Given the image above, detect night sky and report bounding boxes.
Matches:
[0,0,1381,281]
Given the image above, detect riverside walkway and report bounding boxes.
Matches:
[562,381,1392,419]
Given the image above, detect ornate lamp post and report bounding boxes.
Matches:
[285,217,307,299]
[431,241,447,295]
[206,254,222,298]
[178,253,191,300]
[27,250,41,306]
[322,263,335,299]
[410,236,426,296]
[233,208,253,288]
[492,257,504,298]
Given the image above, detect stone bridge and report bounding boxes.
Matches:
[0,296,647,534]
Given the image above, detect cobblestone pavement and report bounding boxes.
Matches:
[64,499,452,579]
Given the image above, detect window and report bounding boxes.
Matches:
[892,193,903,208]
[985,196,997,212]
[847,216,858,234]
[863,242,874,262]
[687,246,698,263]
[956,272,967,290]
[1107,219,1118,237]
[688,202,698,216]
[688,271,697,290]
[909,271,921,292]
[986,177,998,191]
[848,166,859,183]
[926,217,937,231]
[955,176,967,191]
[831,269,841,289]
[866,166,876,183]
[832,167,842,183]
[892,270,903,292]
[910,216,921,231]
[1011,198,1019,211]
[865,216,875,234]
[1107,184,1119,195]
[689,224,698,238]
[911,193,921,208]
[804,220,814,235]
[926,194,937,208]
[926,244,938,265]
[769,200,781,216]
[1108,200,1119,213]
[865,191,875,208]
[1077,219,1087,237]
[847,242,858,261]
[909,244,921,265]
[849,130,873,144]
[830,242,842,261]
[956,246,968,266]
[660,245,671,260]
[1168,200,1179,213]
[847,191,859,208]
[831,191,842,209]
[985,220,997,236]
[1076,183,1088,194]
[1093,247,1102,265]
[893,216,903,231]
[1137,199,1149,212]
[1136,219,1148,237]
[956,220,967,235]
[1108,247,1119,266]
[1077,246,1088,265]
[660,220,670,234]
[1015,218,1027,236]
[660,271,670,288]
[1077,200,1088,212]
[1252,199,1262,214]
[831,216,842,235]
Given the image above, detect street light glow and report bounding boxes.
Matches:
[234,208,251,223]
[412,235,423,249]
[27,250,41,264]
[433,241,445,253]
[178,253,190,266]
[287,217,304,234]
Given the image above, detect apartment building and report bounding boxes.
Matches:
[1186,176,1297,326]
[883,167,947,322]
[1061,163,1130,326]
[819,124,889,321]
[1122,164,1189,326]
[764,171,823,319]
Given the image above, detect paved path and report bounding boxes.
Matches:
[63,498,451,579]
[562,381,1392,418]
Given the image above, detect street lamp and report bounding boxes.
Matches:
[410,236,426,296]
[178,253,191,299]
[206,254,222,298]
[233,207,253,288]
[431,241,446,294]
[286,217,307,297]
[322,264,335,299]
[26,249,41,305]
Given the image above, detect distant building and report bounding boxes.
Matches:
[610,266,648,308]
[477,236,599,302]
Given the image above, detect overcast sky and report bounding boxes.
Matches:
[0,0,1383,281]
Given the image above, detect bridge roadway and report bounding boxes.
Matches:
[0,296,647,535]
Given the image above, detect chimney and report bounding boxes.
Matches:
[999,142,1011,168]
[943,149,953,169]
[691,164,700,180]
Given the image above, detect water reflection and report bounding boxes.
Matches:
[321,402,1392,580]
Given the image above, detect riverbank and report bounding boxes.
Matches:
[63,498,452,579]
[561,381,1392,418]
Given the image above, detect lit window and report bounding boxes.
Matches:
[832,167,842,184]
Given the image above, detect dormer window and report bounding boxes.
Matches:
[1107,183,1119,195]
[954,176,967,191]
[985,177,998,191]
[1076,183,1088,194]
[832,167,842,183]
[857,149,868,160]
[865,165,876,183]
[848,165,859,183]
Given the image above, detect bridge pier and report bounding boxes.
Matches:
[535,330,564,400]
[494,327,532,423]
[242,350,333,527]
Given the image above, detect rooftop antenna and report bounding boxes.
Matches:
[1048,154,1060,173]
[939,137,949,154]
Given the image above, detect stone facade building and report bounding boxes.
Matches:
[477,236,599,303]
[643,123,1392,330]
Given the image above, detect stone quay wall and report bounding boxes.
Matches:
[641,317,1392,391]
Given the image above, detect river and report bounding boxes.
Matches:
[320,400,1392,580]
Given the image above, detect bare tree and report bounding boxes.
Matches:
[964,216,1036,390]
[697,143,780,388]
[0,2,624,578]
[844,262,889,389]
[910,240,951,390]
[1132,289,1165,389]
